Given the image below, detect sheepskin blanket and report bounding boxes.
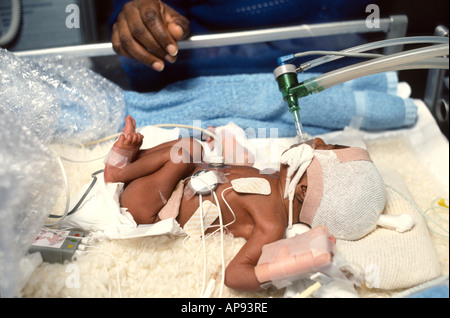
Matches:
[21,119,448,298]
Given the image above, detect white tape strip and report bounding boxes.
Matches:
[105,148,132,169]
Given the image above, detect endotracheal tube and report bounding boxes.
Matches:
[274,36,449,141]
[273,64,311,142]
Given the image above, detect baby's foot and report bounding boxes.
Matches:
[113,131,144,154]
[104,116,144,183]
[113,115,144,160]
[123,114,138,135]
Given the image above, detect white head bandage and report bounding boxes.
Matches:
[301,148,387,240]
[280,145,387,240]
[280,144,315,229]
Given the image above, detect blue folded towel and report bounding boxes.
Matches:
[124,71,417,137]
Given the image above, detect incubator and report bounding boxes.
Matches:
[274,36,449,142]
[1,11,449,298]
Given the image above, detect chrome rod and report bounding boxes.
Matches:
[13,16,404,58]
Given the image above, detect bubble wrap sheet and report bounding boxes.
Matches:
[0,49,125,144]
[0,49,126,297]
[0,108,62,297]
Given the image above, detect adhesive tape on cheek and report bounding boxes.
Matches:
[104,148,132,169]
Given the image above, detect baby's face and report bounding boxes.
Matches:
[312,138,349,151]
[287,138,348,152]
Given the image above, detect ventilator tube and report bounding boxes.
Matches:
[303,43,449,93]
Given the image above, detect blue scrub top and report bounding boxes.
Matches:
[111,0,372,91]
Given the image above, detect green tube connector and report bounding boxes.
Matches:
[274,64,311,110]
[274,64,313,139]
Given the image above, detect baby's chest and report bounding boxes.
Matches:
[177,176,279,238]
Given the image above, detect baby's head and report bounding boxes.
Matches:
[282,139,386,240]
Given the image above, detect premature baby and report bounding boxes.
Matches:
[104,116,387,291]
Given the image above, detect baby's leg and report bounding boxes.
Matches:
[135,137,204,163]
[108,137,202,183]
[120,146,195,224]
[103,117,200,223]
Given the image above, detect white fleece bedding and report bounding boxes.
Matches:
[21,101,449,298]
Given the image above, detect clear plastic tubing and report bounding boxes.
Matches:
[303,43,449,93]
[376,58,448,73]
[301,36,449,71]
[354,57,449,75]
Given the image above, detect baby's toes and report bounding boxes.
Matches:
[123,134,133,145]
[138,133,144,144]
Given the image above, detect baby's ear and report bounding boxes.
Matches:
[295,177,308,203]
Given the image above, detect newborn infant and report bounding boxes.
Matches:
[104,116,387,291]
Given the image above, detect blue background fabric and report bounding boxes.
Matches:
[123,71,417,137]
[408,284,449,298]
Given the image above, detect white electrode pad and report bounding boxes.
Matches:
[231,177,271,195]
[188,170,218,195]
[184,200,219,237]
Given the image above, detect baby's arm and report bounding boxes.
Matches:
[224,218,285,291]
[254,226,335,286]
[225,224,335,291]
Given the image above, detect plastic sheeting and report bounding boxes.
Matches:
[0,49,125,144]
[0,49,126,297]
[0,108,62,297]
